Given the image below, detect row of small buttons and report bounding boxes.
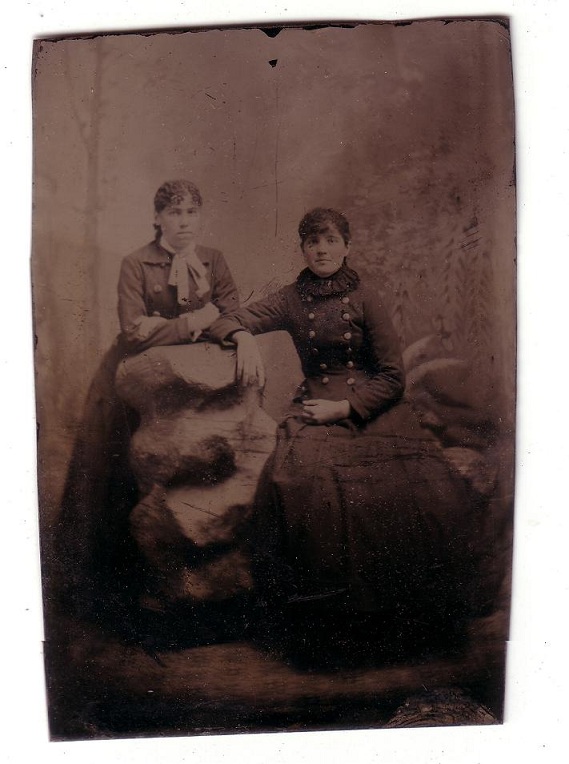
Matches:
[305,294,355,384]
[320,376,355,385]
[307,310,350,321]
[309,329,351,340]
[307,328,352,339]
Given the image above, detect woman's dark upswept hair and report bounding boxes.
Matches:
[153,180,203,213]
[153,180,203,238]
[298,208,351,246]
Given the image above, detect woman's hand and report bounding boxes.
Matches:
[301,399,351,425]
[185,302,221,342]
[234,331,266,387]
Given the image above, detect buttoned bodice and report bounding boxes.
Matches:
[210,264,405,422]
[289,290,364,382]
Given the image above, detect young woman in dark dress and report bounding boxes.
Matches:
[56,180,240,620]
[210,208,482,666]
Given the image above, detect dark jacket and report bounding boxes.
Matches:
[210,263,405,422]
[118,241,239,353]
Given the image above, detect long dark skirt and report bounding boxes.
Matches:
[54,340,140,619]
[250,400,486,662]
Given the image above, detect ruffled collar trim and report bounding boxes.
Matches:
[295,259,360,299]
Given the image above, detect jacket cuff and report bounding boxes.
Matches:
[346,390,372,422]
[209,316,251,343]
[193,301,221,329]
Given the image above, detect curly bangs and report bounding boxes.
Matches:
[298,208,351,246]
[153,180,203,212]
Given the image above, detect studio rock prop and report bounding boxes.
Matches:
[115,343,277,610]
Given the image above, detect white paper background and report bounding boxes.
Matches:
[3,1,568,762]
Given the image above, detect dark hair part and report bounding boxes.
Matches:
[298,208,351,246]
[154,180,203,213]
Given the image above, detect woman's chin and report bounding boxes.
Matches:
[310,265,342,279]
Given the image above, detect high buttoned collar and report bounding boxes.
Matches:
[296,259,360,299]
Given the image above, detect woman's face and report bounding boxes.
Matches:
[155,195,202,251]
[301,224,350,278]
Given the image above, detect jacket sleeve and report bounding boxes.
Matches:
[209,288,290,343]
[118,254,194,354]
[209,251,240,315]
[346,292,406,421]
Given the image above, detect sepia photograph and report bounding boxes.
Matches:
[30,18,517,742]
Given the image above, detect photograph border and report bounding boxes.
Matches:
[3,1,568,762]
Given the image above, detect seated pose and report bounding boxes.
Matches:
[210,208,482,663]
[56,180,239,617]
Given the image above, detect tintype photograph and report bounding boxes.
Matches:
[32,18,516,740]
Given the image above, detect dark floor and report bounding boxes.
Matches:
[43,595,507,741]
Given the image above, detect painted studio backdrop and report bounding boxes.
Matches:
[32,21,516,739]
